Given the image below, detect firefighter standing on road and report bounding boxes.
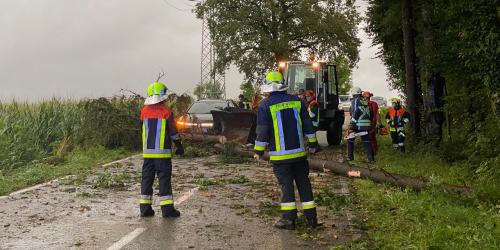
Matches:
[347,87,374,163]
[139,82,184,218]
[362,91,380,156]
[305,90,320,131]
[386,98,410,152]
[254,71,320,230]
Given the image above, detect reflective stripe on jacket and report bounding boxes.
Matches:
[307,99,319,128]
[386,107,410,132]
[140,104,180,158]
[350,96,371,131]
[254,92,317,163]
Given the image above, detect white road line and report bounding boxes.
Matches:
[106,187,198,250]
[106,227,147,250]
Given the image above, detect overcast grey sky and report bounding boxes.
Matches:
[0,0,399,102]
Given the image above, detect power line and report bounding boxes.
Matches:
[161,0,192,12]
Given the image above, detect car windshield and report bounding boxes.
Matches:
[286,64,317,94]
[188,101,227,114]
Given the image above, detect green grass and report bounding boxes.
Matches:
[0,146,133,195]
[348,136,500,249]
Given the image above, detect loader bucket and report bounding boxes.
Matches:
[211,108,256,145]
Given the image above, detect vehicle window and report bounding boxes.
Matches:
[339,95,350,102]
[188,101,227,114]
[328,65,338,95]
[286,64,317,94]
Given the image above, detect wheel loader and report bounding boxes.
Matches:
[211,61,345,146]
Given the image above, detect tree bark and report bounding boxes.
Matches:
[212,144,471,194]
[401,0,421,136]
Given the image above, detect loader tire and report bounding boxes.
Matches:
[327,119,343,146]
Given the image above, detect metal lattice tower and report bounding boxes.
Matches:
[200,12,226,99]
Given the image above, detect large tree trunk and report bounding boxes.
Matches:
[401,0,421,137]
[212,144,471,193]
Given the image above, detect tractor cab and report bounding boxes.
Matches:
[279,61,344,145]
[280,61,340,112]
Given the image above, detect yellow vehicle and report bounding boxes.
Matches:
[212,61,345,146]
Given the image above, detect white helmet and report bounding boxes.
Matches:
[350,86,362,97]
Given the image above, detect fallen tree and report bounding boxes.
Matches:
[212,143,471,193]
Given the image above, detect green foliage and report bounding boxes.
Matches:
[0,97,142,172]
[218,143,250,164]
[239,81,256,100]
[195,0,361,80]
[0,146,130,195]
[74,96,143,149]
[332,55,354,94]
[193,81,224,100]
[166,94,194,116]
[366,0,500,179]
[354,179,500,249]
[92,171,129,190]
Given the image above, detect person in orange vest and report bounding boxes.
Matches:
[305,90,319,131]
[386,98,410,152]
[362,91,380,156]
[139,82,185,218]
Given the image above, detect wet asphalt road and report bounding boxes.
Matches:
[0,113,359,250]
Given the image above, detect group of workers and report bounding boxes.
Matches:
[137,70,410,231]
[347,86,411,162]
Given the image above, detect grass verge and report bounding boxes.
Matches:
[0,146,134,195]
[349,136,500,249]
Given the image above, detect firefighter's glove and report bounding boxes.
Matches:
[253,154,262,161]
[174,141,184,156]
[308,141,320,154]
[253,149,264,161]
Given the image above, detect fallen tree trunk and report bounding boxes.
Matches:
[213,144,471,193]
[182,134,220,144]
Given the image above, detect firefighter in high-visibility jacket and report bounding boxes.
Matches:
[254,71,320,230]
[347,87,374,162]
[139,82,184,218]
[386,98,410,152]
[305,90,319,131]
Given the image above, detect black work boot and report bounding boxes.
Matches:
[140,205,155,217]
[161,205,180,218]
[274,218,296,230]
[304,208,322,229]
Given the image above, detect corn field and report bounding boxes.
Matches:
[0,96,141,172]
[0,94,193,174]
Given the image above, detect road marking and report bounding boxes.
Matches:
[106,227,147,250]
[106,187,198,250]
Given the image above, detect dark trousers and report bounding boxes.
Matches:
[347,133,374,162]
[390,131,406,152]
[273,159,316,221]
[368,128,378,156]
[140,158,173,212]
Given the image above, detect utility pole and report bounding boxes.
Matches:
[200,9,226,99]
